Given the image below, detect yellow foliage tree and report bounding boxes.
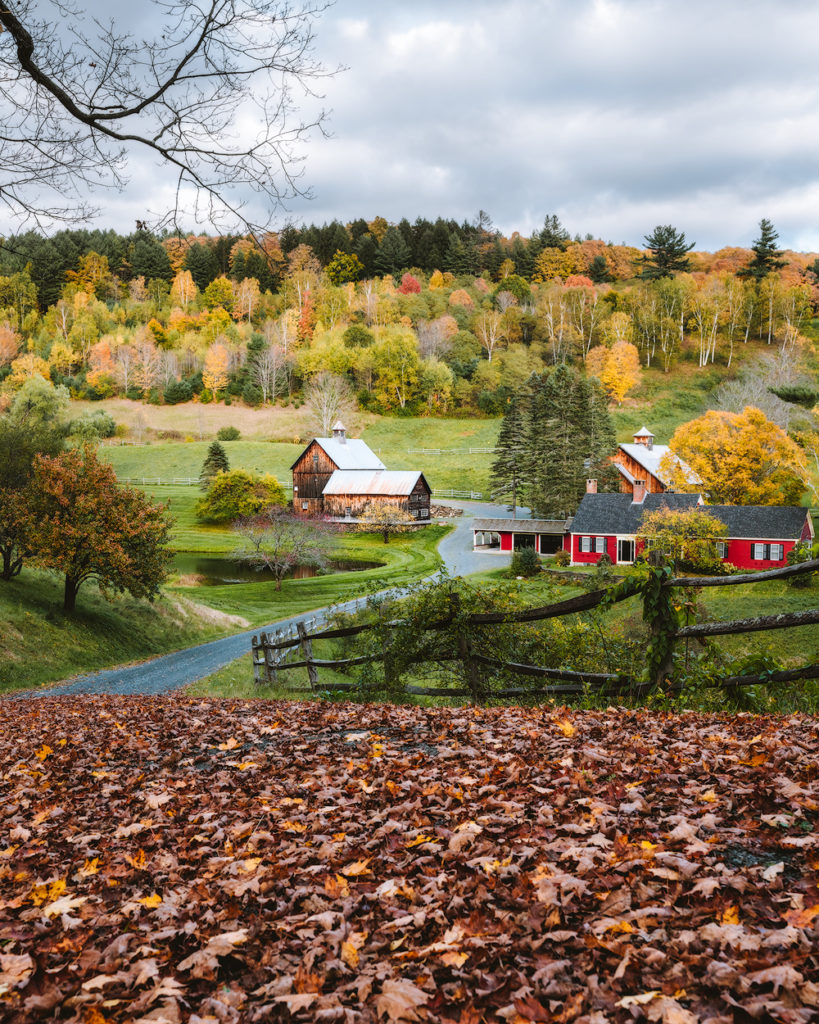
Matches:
[203,342,230,400]
[665,406,807,505]
[8,353,51,388]
[532,246,581,282]
[586,341,641,405]
[428,270,445,290]
[170,270,197,310]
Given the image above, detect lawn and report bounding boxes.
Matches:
[0,568,244,694]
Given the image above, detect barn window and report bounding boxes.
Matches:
[345,506,352,518]
[421,508,429,518]
[752,543,784,561]
[716,541,729,559]
[302,501,308,510]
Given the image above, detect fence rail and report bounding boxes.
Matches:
[431,488,486,501]
[251,557,819,701]
[120,476,293,490]
[408,447,496,456]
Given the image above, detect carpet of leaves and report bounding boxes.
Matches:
[1,697,818,1024]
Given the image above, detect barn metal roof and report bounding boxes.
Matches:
[322,470,428,496]
[617,442,702,487]
[291,437,386,471]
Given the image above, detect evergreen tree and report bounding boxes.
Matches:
[199,441,230,490]
[640,225,695,279]
[184,243,219,290]
[588,253,610,283]
[519,366,616,518]
[490,394,526,517]
[537,214,571,251]
[374,227,411,277]
[355,233,378,278]
[739,218,786,281]
[130,235,172,282]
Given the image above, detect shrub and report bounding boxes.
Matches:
[553,548,570,567]
[242,382,263,407]
[217,425,241,441]
[510,546,541,577]
[164,379,193,404]
[68,410,117,440]
[195,469,286,524]
[786,541,819,587]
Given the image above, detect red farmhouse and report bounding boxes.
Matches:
[567,490,813,569]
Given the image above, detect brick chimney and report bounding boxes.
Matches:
[632,479,647,504]
[586,479,597,494]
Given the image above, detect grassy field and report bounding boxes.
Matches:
[92,356,745,497]
[0,568,245,694]
[170,524,447,624]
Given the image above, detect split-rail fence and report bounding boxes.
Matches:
[251,557,819,702]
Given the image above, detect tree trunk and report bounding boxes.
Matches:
[63,576,80,612]
[383,529,389,543]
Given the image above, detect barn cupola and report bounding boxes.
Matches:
[331,421,347,444]
[633,426,655,451]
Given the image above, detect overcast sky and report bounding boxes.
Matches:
[39,0,819,250]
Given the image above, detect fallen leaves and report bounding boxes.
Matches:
[0,697,817,1023]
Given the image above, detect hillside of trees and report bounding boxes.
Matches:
[0,215,817,426]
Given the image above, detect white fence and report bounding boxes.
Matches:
[120,476,293,490]
[432,488,486,501]
[407,447,496,456]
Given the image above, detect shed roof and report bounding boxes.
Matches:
[473,517,568,534]
[322,470,428,497]
[291,437,386,472]
[617,442,701,487]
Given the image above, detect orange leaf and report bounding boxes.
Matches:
[341,941,360,969]
[138,892,162,908]
[785,903,819,928]
[340,858,372,877]
[721,905,739,924]
[556,719,576,737]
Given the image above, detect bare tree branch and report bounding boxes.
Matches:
[0,0,338,232]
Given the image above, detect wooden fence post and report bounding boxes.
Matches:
[451,592,483,704]
[297,620,319,691]
[253,635,263,687]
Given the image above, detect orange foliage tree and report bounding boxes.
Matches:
[665,406,807,505]
[203,342,230,399]
[28,445,172,612]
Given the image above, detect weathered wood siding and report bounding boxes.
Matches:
[292,441,337,514]
[611,451,665,494]
[324,494,408,517]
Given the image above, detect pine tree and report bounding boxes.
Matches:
[519,367,616,518]
[640,225,694,279]
[199,441,230,490]
[373,227,411,277]
[490,394,526,518]
[739,218,786,281]
[588,254,610,283]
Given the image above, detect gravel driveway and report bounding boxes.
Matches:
[11,500,525,698]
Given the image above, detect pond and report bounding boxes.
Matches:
[171,553,383,585]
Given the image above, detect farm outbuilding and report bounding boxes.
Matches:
[472,517,568,554]
[322,470,432,520]
[290,422,430,521]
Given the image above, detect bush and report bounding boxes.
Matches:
[68,410,117,440]
[217,426,241,441]
[510,546,541,577]
[164,379,193,404]
[553,548,570,567]
[195,469,286,524]
[786,541,819,587]
[242,382,263,407]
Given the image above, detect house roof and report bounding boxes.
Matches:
[571,493,812,541]
[322,470,428,497]
[706,505,812,541]
[570,492,702,535]
[614,462,637,485]
[617,442,702,488]
[473,517,568,535]
[291,437,386,472]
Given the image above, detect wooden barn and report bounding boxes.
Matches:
[611,427,701,496]
[291,422,385,516]
[322,470,432,520]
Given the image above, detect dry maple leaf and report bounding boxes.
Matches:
[375,978,430,1021]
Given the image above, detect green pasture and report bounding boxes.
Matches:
[0,568,233,694]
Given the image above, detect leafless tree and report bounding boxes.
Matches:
[0,0,336,230]
[416,318,450,361]
[303,370,356,436]
[251,344,285,404]
[233,508,337,590]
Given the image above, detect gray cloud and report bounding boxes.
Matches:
[22,0,819,250]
